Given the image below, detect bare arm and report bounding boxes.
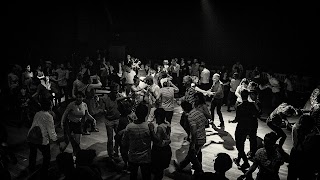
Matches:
[89,77,102,89]
[194,86,207,94]
[122,127,129,148]
[235,86,242,99]
[244,161,258,177]
[46,115,57,142]
[72,81,77,99]
[169,81,179,93]
[61,103,73,128]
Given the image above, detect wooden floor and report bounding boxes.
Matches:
[6,102,295,180]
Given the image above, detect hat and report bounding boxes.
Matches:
[163,60,169,64]
[45,61,52,64]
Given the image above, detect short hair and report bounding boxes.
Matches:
[298,114,315,131]
[194,92,206,106]
[214,153,232,173]
[154,108,166,124]
[56,152,74,173]
[75,149,97,166]
[144,76,154,85]
[75,91,85,98]
[108,91,117,101]
[135,103,148,121]
[181,101,193,113]
[264,132,278,145]
[284,105,297,116]
[240,78,249,85]
[240,89,249,100]
[183,76,193,84]
[212,73,220,79]
[40,99,52,111]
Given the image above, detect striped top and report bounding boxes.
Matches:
[183,86,197,105]
[122,121,152,163]
[160,87,175,111]
[188,109,207,146]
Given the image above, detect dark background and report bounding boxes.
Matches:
[5,0,320,76]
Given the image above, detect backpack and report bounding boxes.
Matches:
[27,126,43,145]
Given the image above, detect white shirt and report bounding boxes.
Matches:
[28,111,57,145]
[200,68,210,84]
[269,77,281,93]
[123,69,136,84]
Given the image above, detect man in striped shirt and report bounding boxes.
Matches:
[174,101,206,177]
[122,103,152,180]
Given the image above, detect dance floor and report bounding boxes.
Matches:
[6,102,295,180]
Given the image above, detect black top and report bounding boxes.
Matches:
[235,101,259,129]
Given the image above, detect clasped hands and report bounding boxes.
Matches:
[203,90,215,97]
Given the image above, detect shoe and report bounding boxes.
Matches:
[238,163,250,171]
[90,128,99,132]
[228,119,237,123]
[82,131,91,135]
[218,123,224,127]
[233,158,240,167]
[247,152,254,161]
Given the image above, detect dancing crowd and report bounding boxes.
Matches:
[1,53,320,180]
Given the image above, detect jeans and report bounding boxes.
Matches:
[235,127,258,164]
[105,119,119,157]
[164,110,174,124]
[179,144,203,174]
[128,162,151,180]
[28,143,50,177]
[210,98,224,125]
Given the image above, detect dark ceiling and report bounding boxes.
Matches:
[5,1,320,75]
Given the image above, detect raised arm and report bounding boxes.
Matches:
[169,81,179,93]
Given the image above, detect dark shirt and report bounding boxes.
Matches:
[180,64,190,77]
[36,84,52,101]
[235,101,258,129]
[210,81,224,99]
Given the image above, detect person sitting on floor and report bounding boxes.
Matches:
[201,153,233,180]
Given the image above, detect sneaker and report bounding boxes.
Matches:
[228,119,237,123]
[90,128,99,132]
[247,152,254,160]
[233,158,240,167]
[218,123,224,127]
[238,163,250,171]
[82,131,91,135]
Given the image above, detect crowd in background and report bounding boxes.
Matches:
[1,50,320,180]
